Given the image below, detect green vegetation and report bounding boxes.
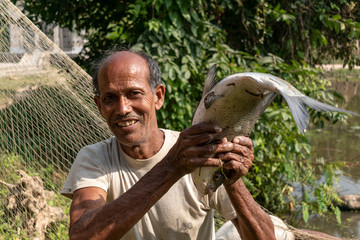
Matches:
[323,68,360,82]
[17,0,360,68]
[0,85,109,172]
[9,0,360,228]
[0,72,61,90]
[0,153,70,239]
[0,71,62,103]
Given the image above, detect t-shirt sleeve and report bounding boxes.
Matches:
[209,185,237,221]
[61,146,109,199]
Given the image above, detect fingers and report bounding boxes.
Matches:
[183,122,222,136]
[180,122,222,147]
[187,157,223,168]
[182,136,253,161]
[219,136,254,182]
[180,133,220,148]
[222,155,253,175]
[233,136,253,151]
[183,142,233,157]
[172,127,254,178]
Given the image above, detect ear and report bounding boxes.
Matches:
[94,95,102,113]
[154,84,165,110]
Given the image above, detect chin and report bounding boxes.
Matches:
[114,133,145,146]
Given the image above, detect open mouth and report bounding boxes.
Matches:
[116,120,138,127]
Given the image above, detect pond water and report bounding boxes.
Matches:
[302,80,360,238]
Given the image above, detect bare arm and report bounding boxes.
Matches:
[219,136,275,240]
[227,180,275,240]
[69,123,237,239]
[69,160,183,239]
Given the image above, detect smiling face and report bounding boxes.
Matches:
[94,51,165,158]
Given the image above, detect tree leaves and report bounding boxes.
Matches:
[302,203,310,223]
[15,0,357,225]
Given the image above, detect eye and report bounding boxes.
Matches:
[213,173,223,183]
[128,91,142,98]
[103,95,114,102]
[132,91,141,95]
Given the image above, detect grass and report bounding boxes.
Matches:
[0,64,358,238]
[322,68,360,82]
[0,69,67,105]
[0,153,70,239]
[0,70,64,90]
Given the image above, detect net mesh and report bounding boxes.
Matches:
[0,0,354,239]
[0,0,111,238]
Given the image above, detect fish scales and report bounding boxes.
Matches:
[193,77,275,138]
[191,65,360,195]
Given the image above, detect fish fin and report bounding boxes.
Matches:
[202,64,217,97]
[204,92,225,109]
[257,92,278,114]
[281,94,310,134]
[281,93,360,134]
[302,96,360,117]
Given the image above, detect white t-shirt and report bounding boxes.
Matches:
[62,129,237,240]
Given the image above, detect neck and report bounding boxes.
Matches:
[121,129,165,159]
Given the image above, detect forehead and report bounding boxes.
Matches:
[97,51,150,90]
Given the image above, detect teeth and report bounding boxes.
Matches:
[117,120,136,127]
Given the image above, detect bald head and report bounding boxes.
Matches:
[98,52,149,89]
[92,49,162,96]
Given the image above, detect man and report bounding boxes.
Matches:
[61,48,276,239]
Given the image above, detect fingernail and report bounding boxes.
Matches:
[214,125,222,132]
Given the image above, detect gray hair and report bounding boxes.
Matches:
[91,46,162,96]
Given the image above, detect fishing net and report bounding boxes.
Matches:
[0,0,354,239]
[0,0,111,238]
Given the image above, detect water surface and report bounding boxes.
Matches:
[304,80,360,238]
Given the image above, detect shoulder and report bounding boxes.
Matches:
[72,135,121,176]
[161,129,180,141]
[61,136,119,198]
[159,129,180,152]
[78,136,118,159]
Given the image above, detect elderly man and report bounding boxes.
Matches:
[61,48,276,239]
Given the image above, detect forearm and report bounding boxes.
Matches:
[70,160,181,240]
[224,179,275,240]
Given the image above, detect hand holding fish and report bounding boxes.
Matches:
[215,137,275,240]
[164,122,246,178]
[192,64,360,195]
[215,136,254,186]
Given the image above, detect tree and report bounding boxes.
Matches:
[14,0,359,223]
[214,0,360,66]
[18,0,360,67]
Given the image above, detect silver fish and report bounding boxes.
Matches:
[191,64,360,195]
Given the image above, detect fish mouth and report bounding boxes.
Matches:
[207,168,231,192]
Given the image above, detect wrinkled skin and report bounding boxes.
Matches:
[68,51,275,240]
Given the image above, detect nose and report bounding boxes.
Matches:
[117,96,132,115]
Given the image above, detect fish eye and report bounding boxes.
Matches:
[213,174,221,181]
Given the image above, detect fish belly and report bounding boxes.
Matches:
[191,80,272,195]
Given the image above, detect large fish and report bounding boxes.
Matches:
[191,65,360,195]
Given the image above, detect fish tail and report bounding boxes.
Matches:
[282,94,360,134]
[302,96,360,117]
[281,94,309,134]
